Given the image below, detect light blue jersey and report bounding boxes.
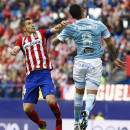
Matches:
[57,17,110,59]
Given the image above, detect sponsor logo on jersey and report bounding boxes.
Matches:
[24,40,41,49]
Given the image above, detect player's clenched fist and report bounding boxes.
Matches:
[60,20,69,26]
[10,46,20,56]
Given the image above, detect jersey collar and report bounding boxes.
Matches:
[76,16,89,23]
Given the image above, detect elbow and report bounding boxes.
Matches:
[51,39,55,46]
[10,50,13,55]
[107,42,113,47]
[51,39,60,46]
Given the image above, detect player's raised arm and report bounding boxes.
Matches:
[100,21,126,70]
[104,37,126,70]
[50,20,69,34]
[51,24,71,46]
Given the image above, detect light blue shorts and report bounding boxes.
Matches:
[73,58,103,90]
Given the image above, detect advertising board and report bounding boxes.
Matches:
[60,84,130,101]
[0,119,129,130]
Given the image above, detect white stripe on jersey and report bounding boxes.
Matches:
[37,31,47,68]
[49,61,52,69]
[43,37,47,68]
[22,37,26,51]
[25,38,34,70]
[30,33,40,68]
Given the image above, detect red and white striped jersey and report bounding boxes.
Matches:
[15,29,53,76]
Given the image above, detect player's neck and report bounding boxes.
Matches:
[25,32,36,36]
[78,14,86,20]
[81,14,86,19]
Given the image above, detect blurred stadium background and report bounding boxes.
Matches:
[0,0,130,130]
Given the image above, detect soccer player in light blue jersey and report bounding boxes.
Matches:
[51,4,126,130]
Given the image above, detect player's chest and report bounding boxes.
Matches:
[22,34,42,50]
[23,39,42,50]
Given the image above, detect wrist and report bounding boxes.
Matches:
[114,58,118,62]
[56,24,62,29]
[113,57,117,60]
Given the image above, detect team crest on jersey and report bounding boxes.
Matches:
[33,32,38,38]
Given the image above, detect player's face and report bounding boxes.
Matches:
[23,20,36,33]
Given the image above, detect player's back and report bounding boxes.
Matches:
[67,18,110,60]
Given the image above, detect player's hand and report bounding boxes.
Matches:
[51,21,69,34]
[11,46,20,56]
[60,20,69,27]
[114,58,126,70]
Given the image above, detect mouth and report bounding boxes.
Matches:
[32,27,35,30]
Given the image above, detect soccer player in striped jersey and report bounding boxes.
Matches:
[52,4,126,130]
[11,18,67,130]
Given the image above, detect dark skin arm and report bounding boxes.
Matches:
[104,37,126,70]
[51,37,61,46]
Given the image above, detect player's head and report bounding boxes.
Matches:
[20,18,36,33]
[69,4,84,20]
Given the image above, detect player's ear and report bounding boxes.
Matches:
[23,26,26,32]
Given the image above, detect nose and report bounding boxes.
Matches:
[32,23,35,27]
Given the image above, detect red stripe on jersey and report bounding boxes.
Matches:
[23,37,26,45]
[37,44,43,68]
[39,29,52,70]
[25,67,27,75]
[28,36,37,68]
[30,46,37,67]
[35,37,38,40]
[28,36,32,42]
[26,48,32,72]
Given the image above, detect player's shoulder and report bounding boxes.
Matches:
[38,29,48,34]
[66,24,73,28]
[38,29,43,33]
[94,20,105,26]
[88,18,103,25]
[17,36,23,42]
[90,19,106,29]
[19,35,28,43]
[63,24,73,31]
[20,33,29,39]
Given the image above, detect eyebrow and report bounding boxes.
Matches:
[27,21,33,24]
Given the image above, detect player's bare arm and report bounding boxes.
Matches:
[50,21,68,34]
[104,37,126,70]
[51,37,61,46]
[10,46,21,56]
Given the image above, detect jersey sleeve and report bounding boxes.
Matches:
[57,26,71,42]
[15,37,22,48]
[39,29,53,39]
[100,22,111,39]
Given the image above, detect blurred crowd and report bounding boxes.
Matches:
[91,112,104,120]
[0,0,130,98]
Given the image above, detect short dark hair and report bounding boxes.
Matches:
[20,18,32,28]
[69,4,82,20]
